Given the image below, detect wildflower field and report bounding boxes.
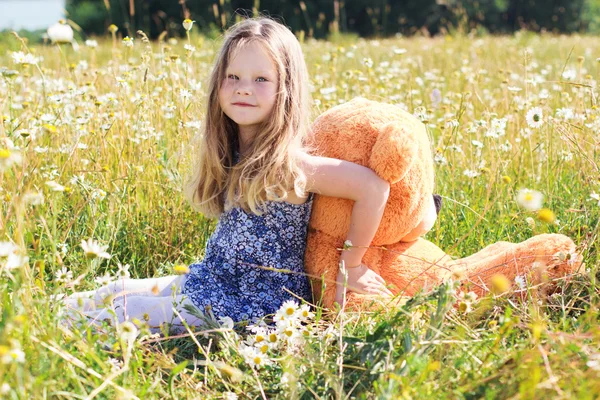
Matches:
[0,30,599,398]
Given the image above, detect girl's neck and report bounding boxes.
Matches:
[237,126,256,156]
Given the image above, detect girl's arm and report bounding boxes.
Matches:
[299,153,393,304]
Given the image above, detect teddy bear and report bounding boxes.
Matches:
[304,97,581,310]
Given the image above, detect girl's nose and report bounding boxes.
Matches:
[236,84,251,96]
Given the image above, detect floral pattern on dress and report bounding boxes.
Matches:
[182,154,313,323]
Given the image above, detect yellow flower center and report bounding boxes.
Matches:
[537,208,556,223]
[255,335,264,343]
[0,149,11,159]
[285,308,294,315]
[253,356,262,365]
[524,193,533,202]
[268,333,277,343]
[260,344,269,354]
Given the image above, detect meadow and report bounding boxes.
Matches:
[0,28,599,398]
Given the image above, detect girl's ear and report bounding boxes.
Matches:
[368,120,425,183]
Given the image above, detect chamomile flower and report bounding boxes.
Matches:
[55,267,73,284]
[0,148,22,171]
[277,300,299,320]
[296,304,314,322]
[47,20,74,43]
[4,250,28,271]
[526,107,544,128]
[0,346,25,364]
[122,37,134,48]
[94,271,112,286]
[46,180,65,192]
[517,189,544,211]
[590,192,600,206]
[116,263,131,278]
[239,345,270,369]
[182,19,195,31]
[11,51,39,65]
[118,321,139,344]
[247,327,267,346]
[0,242,17,257]
[514,275,527,290]
[81,238,111,259]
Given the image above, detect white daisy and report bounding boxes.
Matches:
[517,189,544,211]
[118,321,139,345]
[0,148,22,171]
[81,238,111,260]
[5,253,28,270]
[45,180,65,192]
[276,300,299,320]
[239,345,270,369]
[296,304,314,322]
[526,107,544,128]
[116,263,131,278]
[94,271,113,286]
[55,267,73,284]
[0,242,17,257]
[1,347,25,364]
[590,192,600,206]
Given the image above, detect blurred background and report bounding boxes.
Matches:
[1,0,600,41]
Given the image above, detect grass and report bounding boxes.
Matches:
[0,29,599,398]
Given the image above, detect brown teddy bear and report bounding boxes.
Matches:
[304,97,581,310]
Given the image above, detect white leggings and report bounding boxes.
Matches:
[62,275,203,332]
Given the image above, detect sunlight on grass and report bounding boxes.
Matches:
[0,30,599,397]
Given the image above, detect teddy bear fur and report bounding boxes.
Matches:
[304,97,581,310]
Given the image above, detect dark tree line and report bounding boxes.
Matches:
[65,0,597,39]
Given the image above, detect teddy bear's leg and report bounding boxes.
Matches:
[449,233,580,297]
[380,239,452,297]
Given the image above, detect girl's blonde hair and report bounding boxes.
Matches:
[185,17,312,217]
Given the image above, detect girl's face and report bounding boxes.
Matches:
[219,42,279,136]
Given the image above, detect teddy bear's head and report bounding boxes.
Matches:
[309,97,435,244]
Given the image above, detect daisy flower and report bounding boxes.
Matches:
[0,242,17,257]
[81,239,111,260]
[55,267,73,284]
[5,253,29,270]
[296,304,314,322]
[94,271,113,286]
[45,180,65,192]
[276,300,299,320]
[590,192,600,206]
[0,148,22,171]
[1,347,25,364]
[118,321,139,344]
[116,263,131,278]
[517,189,544,211]
[526,107,543,128]
[239,345,270,369]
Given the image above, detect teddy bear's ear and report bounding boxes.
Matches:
[369,120,425,183]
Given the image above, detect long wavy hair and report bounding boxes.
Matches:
[185,17,313,217]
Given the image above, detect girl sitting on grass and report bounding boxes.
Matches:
[63,16,392,332]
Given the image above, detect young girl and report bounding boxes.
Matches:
[63,17,392,331]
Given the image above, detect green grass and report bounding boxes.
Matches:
[0,30,599,398]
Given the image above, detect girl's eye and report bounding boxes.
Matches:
[227,74,238,80]
[256,77,268,82]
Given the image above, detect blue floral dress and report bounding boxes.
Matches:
[182,157,314,323]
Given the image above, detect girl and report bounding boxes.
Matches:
[63,17,392,331]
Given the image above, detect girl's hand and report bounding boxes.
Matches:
[334,263,393,307]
